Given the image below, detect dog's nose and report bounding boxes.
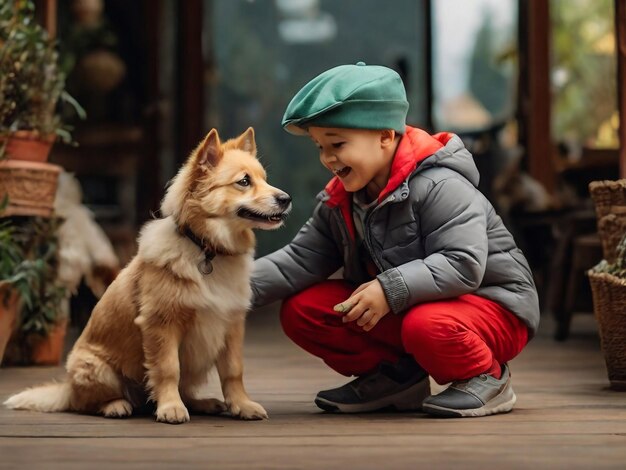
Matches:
[274,192,292,209]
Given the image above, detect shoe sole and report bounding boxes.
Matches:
[422,383,516,418]
[314,377,431,413]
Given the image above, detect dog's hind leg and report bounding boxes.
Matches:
[66,348,131,418]
[180,365,226,415]
[100,398,133,418]
[184,397,227,415]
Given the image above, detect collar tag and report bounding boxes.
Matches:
[179,225,219,275]
[198,255,214,275]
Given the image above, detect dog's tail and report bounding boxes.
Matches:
[4,381,71,412]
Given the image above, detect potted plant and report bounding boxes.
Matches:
[0,0,84,161]
[0,2,80,365]
[0,0,83,217]
[0,216,68,366]
[0,219,23,363]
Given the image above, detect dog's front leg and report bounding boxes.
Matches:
[217,316,268,420]
[138,317,190,424]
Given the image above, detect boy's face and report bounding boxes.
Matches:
[308,127,396,194]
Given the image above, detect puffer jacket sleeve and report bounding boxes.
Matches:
[250,201,343,308]
[377,177,488,314]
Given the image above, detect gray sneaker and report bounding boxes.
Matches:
[315,356,431,413]
[422,364,516,418]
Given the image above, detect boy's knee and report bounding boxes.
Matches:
[279,289,325,338]
[280,280,351,341]
[401,307,463,352]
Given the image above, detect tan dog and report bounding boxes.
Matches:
[4,127,291,424]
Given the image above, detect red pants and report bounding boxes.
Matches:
[280,280,529,384]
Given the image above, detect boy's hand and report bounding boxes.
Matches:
[333,279,390,331]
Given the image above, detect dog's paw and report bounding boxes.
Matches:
[101,399,133,418]
[156,401,190,424]
[188,398,227,415]
[228,400,268,420]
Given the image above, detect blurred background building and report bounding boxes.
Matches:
[30,0,626,339]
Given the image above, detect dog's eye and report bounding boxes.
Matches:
[237,175,251,187]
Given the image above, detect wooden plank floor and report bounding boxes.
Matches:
[1,306,625,469]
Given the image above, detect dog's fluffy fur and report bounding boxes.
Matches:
[4,127,290,423]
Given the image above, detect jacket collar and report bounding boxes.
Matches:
[321,126,454,208]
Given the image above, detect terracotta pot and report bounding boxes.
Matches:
[30,318,68,366]
[0,159,62,217]
[3,317,68,366]
[1,130,56,162]
[0,286,20,365]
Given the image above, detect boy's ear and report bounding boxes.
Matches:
[380,129,396,148]
[236,127,257,155]
[196,128,222,167]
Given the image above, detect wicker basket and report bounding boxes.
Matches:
[597,214,626,264]
[0,159,61,217]
[589,180,626,262]
[589,180,626,217]
[588,269,626,390]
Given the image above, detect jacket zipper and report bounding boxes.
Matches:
[332,208,354,265]
[363,195,397,272]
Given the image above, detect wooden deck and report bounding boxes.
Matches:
[1,307,625,469]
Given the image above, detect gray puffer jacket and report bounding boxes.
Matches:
[251,126,540,335]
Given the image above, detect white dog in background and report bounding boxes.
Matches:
[54,171,120,301]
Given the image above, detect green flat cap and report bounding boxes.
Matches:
[282,62,409,135]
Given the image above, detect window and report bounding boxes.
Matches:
[551,0,618,156]
[432,0,518,132]
[205,0,428,255]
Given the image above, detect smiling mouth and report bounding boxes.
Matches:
[334,167,351,178]
[237,207,288,224]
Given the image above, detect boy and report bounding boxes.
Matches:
[251,62,539,417]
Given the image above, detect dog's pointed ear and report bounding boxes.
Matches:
[236,127,257,155]
[196,129,222,167]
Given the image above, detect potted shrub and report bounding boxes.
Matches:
[0,0,83,217]
[0,2,80,365]
[0,216,68,366]
[0,219,23,363]
[0,0,84,161]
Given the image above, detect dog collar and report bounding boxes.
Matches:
[179,225,225,275]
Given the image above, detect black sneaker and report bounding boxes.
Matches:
[422,364,516,418]
[314,356,430,413]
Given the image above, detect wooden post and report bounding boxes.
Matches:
[616,0,626,179]
[518,0,555,193]
[34,0,56,38]
[139,0,164,222]
[176,0,205,164]
[424,0,435,133]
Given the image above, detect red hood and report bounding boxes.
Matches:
[323,126,454,208]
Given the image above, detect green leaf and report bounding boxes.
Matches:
[60,90,86,120]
